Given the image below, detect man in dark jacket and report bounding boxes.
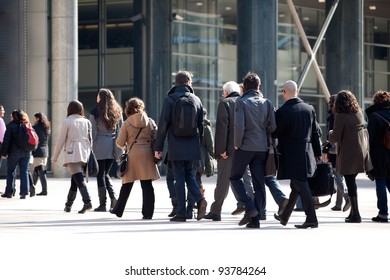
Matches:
[154,71,207,222]
[273,80,322,229]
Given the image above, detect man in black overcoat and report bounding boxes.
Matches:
[272,80,322,228]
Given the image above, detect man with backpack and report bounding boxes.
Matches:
[154,71,207,222]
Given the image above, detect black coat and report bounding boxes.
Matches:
[365,101,390,177]
[0,120,31,157]
[272,98,322,180]
[32,122,51,158]
[154,85,204,161]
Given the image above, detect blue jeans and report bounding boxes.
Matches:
[375,177,390,218]
[5,153,30,196]
[264,176,288,215]
[230,149,266,220]
[172,160,203,217]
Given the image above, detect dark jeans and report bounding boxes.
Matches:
[97,159,115,195]
[230,149,267,221]
[5,153,30,196]
[172,160,203,217]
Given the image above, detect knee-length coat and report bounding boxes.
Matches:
[116,112,160,184]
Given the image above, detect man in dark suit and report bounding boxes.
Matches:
[273,80,322,229]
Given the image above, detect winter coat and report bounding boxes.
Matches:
[89,106,121,160]
[32,122,51,158]
[272,98,322,180]
[214,91,240,158]
[329,110,372,175]
[116,112,160,183]
[154,85,203,161]
[365,101,390,178]
[51,114,92,167]
[234,89,276,152]
[0,120,31,158]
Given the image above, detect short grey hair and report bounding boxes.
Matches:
[283,80,298,95]
[222,81,240,94]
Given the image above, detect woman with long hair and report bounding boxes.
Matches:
[89,88,123,212]
[31,112,51,196]
[110,97,160,219]
[51,101,93,213]
[329,90,372,223]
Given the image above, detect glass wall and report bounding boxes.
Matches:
[364,16,390,109]
[78,0,134,116]
[171,0,237,122]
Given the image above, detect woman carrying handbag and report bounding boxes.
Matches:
[110,97,160,219]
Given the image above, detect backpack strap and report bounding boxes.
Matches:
[373,112,390,126]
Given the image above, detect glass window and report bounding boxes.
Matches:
[79,1,98,50]
[107,0,134,48]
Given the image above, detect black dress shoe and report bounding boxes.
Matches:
[1,193,12,198]
[273,213,287,226]
[246,218,260,228]
[142,216,152,220]
[294,222,318,229]
[170,215,186,222]
[238,209,259,226]
[372,216,388,223]
[204,212,221,221]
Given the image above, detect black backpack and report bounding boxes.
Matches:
[171,93,198,137]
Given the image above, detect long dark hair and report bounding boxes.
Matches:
[67,100,84,117]
[34,112,51,132]
[97,88,123,129]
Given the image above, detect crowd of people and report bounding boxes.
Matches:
[1,70,389,228]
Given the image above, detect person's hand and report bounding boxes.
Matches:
[51,158,57,164]
[1,156,7,160]
[322,153,328,163]
[220,151,228,159]
[315,156,322,163]
[234,146,238,150]
[155,151,163,159]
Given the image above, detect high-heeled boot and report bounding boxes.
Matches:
[29,172,35,197]
[105,176,117,211]
[94,187,107,212]
[64,190,77,212]
[37,166,48,196]
[345,196,361,223]
[168,198,177,217]
[72,173,92,214]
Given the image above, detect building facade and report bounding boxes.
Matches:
[1,0,389,177]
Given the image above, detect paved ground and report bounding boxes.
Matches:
[0,174,388,280]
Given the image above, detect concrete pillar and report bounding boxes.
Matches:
[326,0,364,102]
[237,0,278,105]
[51,0,78,177]
[26,0,49,118]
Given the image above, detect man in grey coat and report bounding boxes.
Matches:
[273,80,322,229]
[154,71,207,222]
[230,72,277,228]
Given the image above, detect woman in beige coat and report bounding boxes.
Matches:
[51,100,93,213]
[329,90,372,223]
[110,97,160,219]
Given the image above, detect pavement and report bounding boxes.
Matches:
[0,174,388,280]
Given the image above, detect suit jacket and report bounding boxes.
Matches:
[272,98,322,180]
[329,110,372,175]
[51,114,92,167]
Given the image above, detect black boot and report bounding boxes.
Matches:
[105,176,117,211]
[72,173,92,214]
[29,172,35,197]
[110,184,132,217]
[64,190,77,212]
[186,204,194,219]
[94,187,107,212]
[345,196,361,223]
[36,166,48,196]
[168,198,177,217]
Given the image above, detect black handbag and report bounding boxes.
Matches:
[117,128,142,178]
[308,162,336,208]
[87,150,99,177]
[265,144,278,177]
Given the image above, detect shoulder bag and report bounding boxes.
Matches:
[117,128,142,178]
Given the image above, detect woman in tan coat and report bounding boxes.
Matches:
[110,97,160,219]
[329,90,372,223]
